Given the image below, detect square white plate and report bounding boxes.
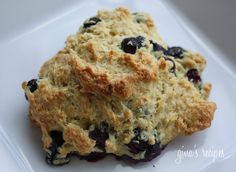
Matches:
[0,0,236,171]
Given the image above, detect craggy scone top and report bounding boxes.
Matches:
[22,8,216,165]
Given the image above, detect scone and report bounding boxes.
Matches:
[22,7,216,165]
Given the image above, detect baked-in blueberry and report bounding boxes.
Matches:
[27,79,38,93]
[50,130,65,147]
[83,17,101,28]
[128,139,149,154]
[186,68,201,83]
[121,36,145,54]
[46,143,58,165]
[46,131,64,164]
[164,57,176,74]
[89,122,109,150]
[121,37,137,54]
[127,128,149,154]
[136,36,145,48]
[81,152,107,162]
[116,142,164,163]
[150,40,166,52]
[46,131,70,165]
[118,143,164,163]
[144,142,162,161]
[165,46,185,59]
[127,128,163,161]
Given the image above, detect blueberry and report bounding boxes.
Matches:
[144,142,162,161]
[127,128,164,161]
[186,69,201,83]
[150,40,166,52]
[89,122,109,150]
[119,143,164,163]
[50,130,65,147]
[46,131,69,165]
[83,17,101,28]
[82,152,107,162]
[165,46,185,59]
[46,142,58,165]
[27,79,38,93]
[121,36,145,54]
[164,57,176,74]
[115,154,139,163]
[127,128,149,154]
[121,37,137,54]
[127,139,149,154]
[136,36,145,48]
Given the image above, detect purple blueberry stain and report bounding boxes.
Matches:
[164,57,176,74]
[150,40,166,52]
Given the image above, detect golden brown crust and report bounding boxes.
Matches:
[64,124,96,155]
[176,102,216,135]
[74,65,133,99]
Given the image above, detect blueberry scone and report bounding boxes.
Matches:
[22,8,216,165]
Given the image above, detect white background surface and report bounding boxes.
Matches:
[0,0,236,171]
[0,136,20,172]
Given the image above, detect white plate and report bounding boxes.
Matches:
[0,0,236,171]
